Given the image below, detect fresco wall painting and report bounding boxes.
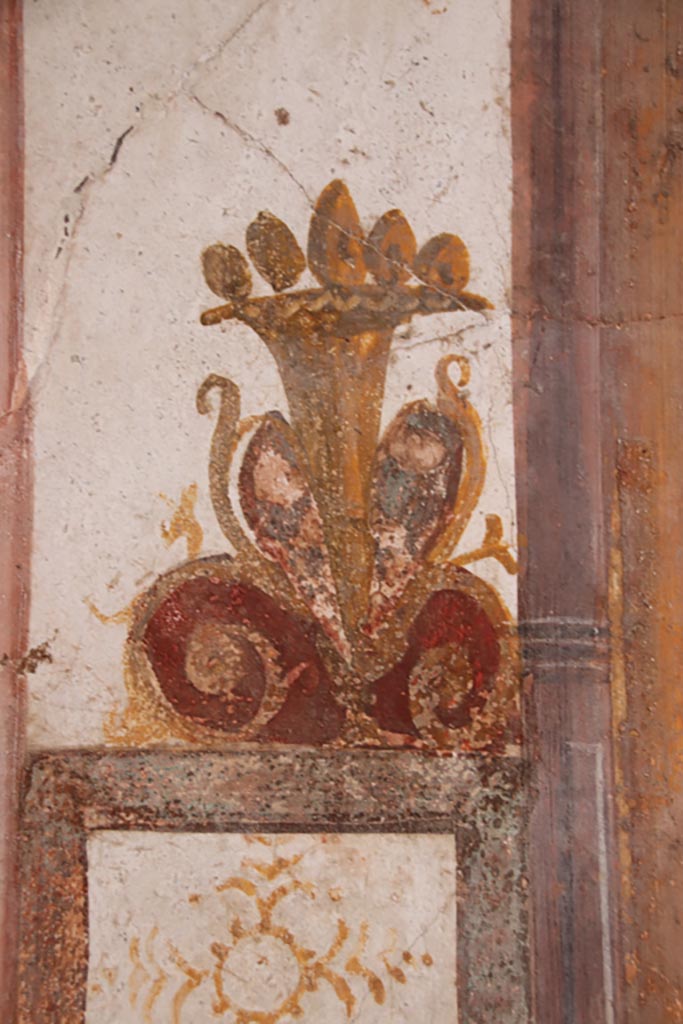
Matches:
[15,2,528,1020]
[119,181,519,754]
[86,831,456,1023]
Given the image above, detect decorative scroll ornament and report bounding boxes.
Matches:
[116,180,518,751]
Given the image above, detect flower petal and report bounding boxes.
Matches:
[365,209,416,285]
[239,413,351,662]
[413,233,470,295]
[307,179,366,287]
[366,401,464,630]
[246,211,306,292]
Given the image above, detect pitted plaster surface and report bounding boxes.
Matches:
[24,0,513,747]
[86,830,457,1022]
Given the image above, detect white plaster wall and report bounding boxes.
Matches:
[25,0,513,746]
[87,831,457,1023]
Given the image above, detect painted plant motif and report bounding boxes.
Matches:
[119,181,518,751]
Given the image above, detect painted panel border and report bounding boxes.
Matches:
[17,750,528,1023]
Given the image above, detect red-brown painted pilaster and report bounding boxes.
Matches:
[601,2,683,1020]
[512,2,621,1020]
[0,1,27,1020]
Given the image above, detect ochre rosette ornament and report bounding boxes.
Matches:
[120,181,518,751]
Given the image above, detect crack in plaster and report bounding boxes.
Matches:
[177,0,275,96]
[393,313,507,352]
[190,93,314,204]
[26,0,276,397]
[185,94,489,316]
[349,887,456,1022]
[25,1,518,611]
[108,125,135,169]
[27,0,683,412]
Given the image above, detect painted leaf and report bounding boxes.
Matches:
[246,211,306,292]
[367,401,463,631]
[365,209,416,285]
[307,179,366,286]
[413,233,470,295]
[202,243,252,299]
[238,413,351,662]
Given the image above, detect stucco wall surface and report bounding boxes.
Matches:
[23,0,515,750]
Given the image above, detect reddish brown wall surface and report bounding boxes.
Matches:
[514,0,683,1020]
[0,2,27,1022]
[512,1,619,1020]
[602,2,683,1021]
